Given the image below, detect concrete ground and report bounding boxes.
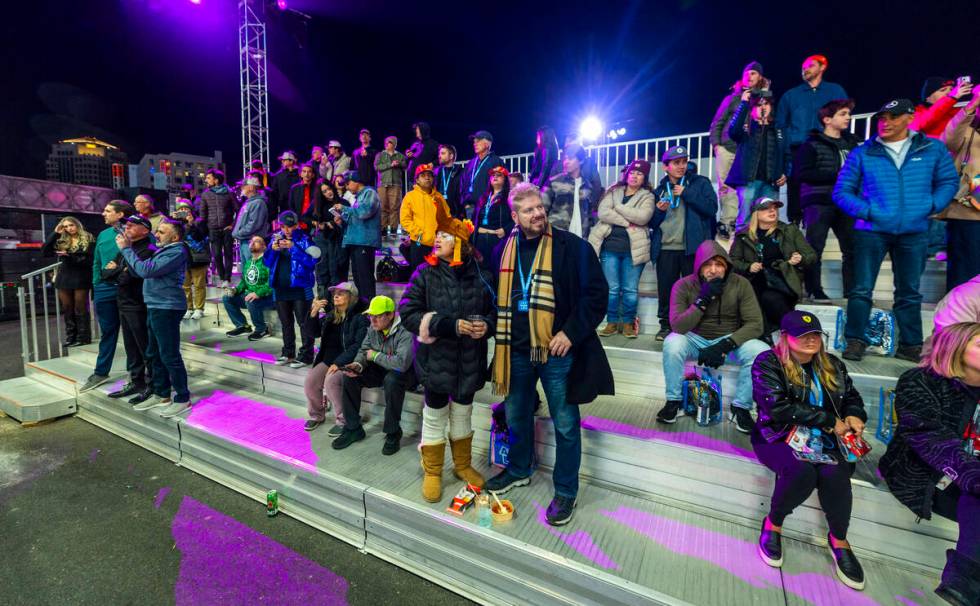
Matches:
[0,319,472,606]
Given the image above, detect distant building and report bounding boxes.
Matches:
[45,137,128,188]
[133,150,224,199]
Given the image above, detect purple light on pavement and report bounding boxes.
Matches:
[581,416,755,460]
[228,348,277,364]
[172,496,349,605]
[601,506,883,606]
[531,501,620,570]
[189,335,197,341]
[154,486,172,509]
[185,390,319,472]
[88,448,101,463]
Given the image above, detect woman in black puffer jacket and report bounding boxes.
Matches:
[751,310,868,591]
[879,322,980,605]
[399,229,496,503]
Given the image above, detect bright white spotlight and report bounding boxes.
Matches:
[579,116,603,141]
[617,127,627,136]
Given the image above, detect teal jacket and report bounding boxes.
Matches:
[92,227,120,301]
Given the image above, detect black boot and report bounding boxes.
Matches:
[75,312,92,345]
[936,549,980,606]
[62,313,78,347]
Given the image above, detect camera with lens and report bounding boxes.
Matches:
[749,88,773,102]
[172,210,190,221]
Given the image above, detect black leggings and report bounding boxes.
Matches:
[58,288,89,316]
[424,390,474,410]
[933,485,980,563]
[752,437,854,539]
[755,286,797,337]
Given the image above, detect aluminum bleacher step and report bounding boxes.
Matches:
[62,372,945,605]
[0,375,76,424]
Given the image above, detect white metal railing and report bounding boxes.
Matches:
[500,112,875,188]
[17,262,99,365]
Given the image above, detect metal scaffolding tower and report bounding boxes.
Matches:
[239,0,270,173]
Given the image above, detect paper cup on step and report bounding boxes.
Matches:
[491,499,514,523]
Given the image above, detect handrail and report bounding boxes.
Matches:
[22,262,62,280]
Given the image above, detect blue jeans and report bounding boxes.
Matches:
[600,249,644,323]
[504,351,580,499]
[145,308,190,403]
[845,230,928,347]
[736,181,779,231]
[238,240,250,270]
[222,293,273,331]
[94,298,120,376]
[662,332,770,410]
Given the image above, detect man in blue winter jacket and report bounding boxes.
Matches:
[117,218,193,417]
[267,210,321,368]
[833,98,959,362]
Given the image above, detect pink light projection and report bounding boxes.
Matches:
[600,505,885,606]
[227,348,277,364]
[531,500,620,570]
[185,390,319,472]
[171,496,349,605]
[581,416,755,460]
[154,486,172,509]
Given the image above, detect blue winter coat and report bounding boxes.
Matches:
[775,81,848,147]
[649,174,718,258]
[341,186,382,249]
[832,132,959,235]
[121,241,189,311]
[264,229,320,293]
[725,101,790,187]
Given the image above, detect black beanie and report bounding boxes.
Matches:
[744,61,764,75]
[921,76,952,103]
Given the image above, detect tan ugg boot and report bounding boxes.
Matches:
[449,435,485,488]
[599,322,620,337]
[420,442,446,503]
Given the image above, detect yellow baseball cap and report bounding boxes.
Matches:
[363,295,395,316]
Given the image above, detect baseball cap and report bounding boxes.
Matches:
[277,210,298,227]
[278,150,297,161]
[243,175,262,187]
[750,197,784,213]
[414,163,434,178]
[342,170,364,185]
[124,215,152,230]
[328,281,359,299]
[469,130,493,142]
[661,145,689,163]
[488,165,510,178]
[175,200,192,209]
[780,310,824,337]
[327,140,342,149]
[875,99,916,117]
[363,295,396,316]
[359,128,371,135]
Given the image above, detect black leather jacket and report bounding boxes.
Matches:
[751,349,867,443]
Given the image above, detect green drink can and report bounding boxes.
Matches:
[266,490,279,517]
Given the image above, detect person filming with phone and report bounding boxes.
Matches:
[750,310,869,590]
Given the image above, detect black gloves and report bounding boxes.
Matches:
[697,337,737,369]
[694,278,725,311]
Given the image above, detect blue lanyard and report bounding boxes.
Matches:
[807,370,824,409]
[663,176,686,209]
[468,156,491,193]
[515,238,534,299]
[440,168,452,195]
[482,193,498,226]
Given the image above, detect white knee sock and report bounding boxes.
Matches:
[448,401,473,441]
[421,405,450,446]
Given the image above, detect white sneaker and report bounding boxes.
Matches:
[134,396,170,411]
[220,280,231,289]
[159,401,191,418]
[183,310,193,320]
[191,309,204,320]
[275,356,292,365]
[288,360,309,369]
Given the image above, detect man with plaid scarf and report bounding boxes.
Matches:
[484,183,613,526]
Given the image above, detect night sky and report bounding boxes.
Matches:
[4,0,975,182]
